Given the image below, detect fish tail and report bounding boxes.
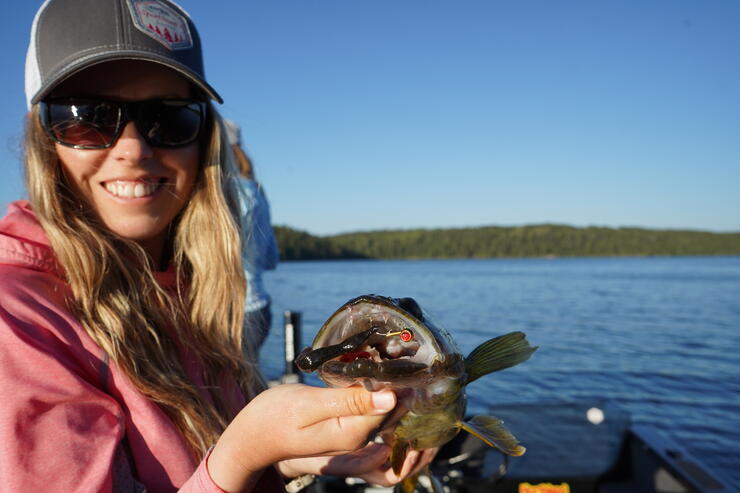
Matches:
[464,331,538,384]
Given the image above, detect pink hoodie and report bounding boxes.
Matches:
[0,201,284,492]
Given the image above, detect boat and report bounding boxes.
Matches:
[271,312,733,493]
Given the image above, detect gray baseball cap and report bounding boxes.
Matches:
[25,0,222,109]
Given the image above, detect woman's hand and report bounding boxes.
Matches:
[278,443,440,487]
[207,384,396,492]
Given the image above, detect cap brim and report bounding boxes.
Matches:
[29,51,223,105]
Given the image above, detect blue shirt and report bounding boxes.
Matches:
[239,178,279,311]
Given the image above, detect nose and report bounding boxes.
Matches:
[109,121,154,163]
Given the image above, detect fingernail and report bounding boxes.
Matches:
[372,391,395,412]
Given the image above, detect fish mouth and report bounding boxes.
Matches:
[296,295,443,383]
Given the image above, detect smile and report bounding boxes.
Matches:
[103,179,165,199]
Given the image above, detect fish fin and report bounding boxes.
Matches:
[461,415,526,456]
[400,472,420,493]
[398,466,444,493]
[391,440,410,475]
[464,331,538,384]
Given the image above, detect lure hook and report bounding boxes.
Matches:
[386,328,414,342]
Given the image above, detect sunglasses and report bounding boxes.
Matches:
[40,98,207,149]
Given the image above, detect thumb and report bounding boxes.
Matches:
[368,389,396,415]
[347,387,396,416]
[296,386,397,457]
[307,387,396,424]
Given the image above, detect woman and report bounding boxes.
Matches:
[0,0,434,491]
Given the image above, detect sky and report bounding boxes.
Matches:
[1,1,739,235]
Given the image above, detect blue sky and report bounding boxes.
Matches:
[2,1,738,235]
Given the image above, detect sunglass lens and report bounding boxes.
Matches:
[46,101,120,148]
[136,101,203,147]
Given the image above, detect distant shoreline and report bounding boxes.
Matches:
[273,224,740,261]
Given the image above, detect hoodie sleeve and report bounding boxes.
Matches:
[0,265,247,493]
[0,267,128,492]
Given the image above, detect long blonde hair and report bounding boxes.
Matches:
[24,103,264,458]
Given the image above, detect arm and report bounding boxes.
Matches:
[0,270,402,493]
[0,300,127,491]
[260,185,280,270]
[0,269,225,493]
[252,184,279,271]
[239,180,278,273]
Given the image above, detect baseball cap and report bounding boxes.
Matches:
[25,0,222,109]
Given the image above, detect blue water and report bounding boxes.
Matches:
[259,256,740,489]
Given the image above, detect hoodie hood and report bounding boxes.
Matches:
[0,200,178,287]
[0,201,61,276]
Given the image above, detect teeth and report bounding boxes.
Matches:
[105,180,160,198]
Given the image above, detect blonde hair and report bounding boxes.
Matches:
[24,104,264,458]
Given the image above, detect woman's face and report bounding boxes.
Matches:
[51,60,200,263]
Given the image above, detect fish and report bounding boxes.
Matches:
[295,294,538,491]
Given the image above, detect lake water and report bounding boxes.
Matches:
[258,256,740,489]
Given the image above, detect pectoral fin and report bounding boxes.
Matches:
[400,472,419,493]
[464,331,538,384]
[391,440,410,475]
[461,415,526,456]
[398,466,444,493]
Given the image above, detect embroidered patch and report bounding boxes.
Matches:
[126,0,193,50]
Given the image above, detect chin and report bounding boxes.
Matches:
[106,221,167,244]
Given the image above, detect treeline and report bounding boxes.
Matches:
[273,224,740,261]
[272,226,367,260]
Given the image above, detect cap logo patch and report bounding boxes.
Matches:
[127,0,193,50]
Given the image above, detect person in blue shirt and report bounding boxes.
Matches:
[225,120,280,360]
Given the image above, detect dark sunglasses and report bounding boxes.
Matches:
[39,98,207,149]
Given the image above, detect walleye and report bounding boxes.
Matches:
[295,294,538,489]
